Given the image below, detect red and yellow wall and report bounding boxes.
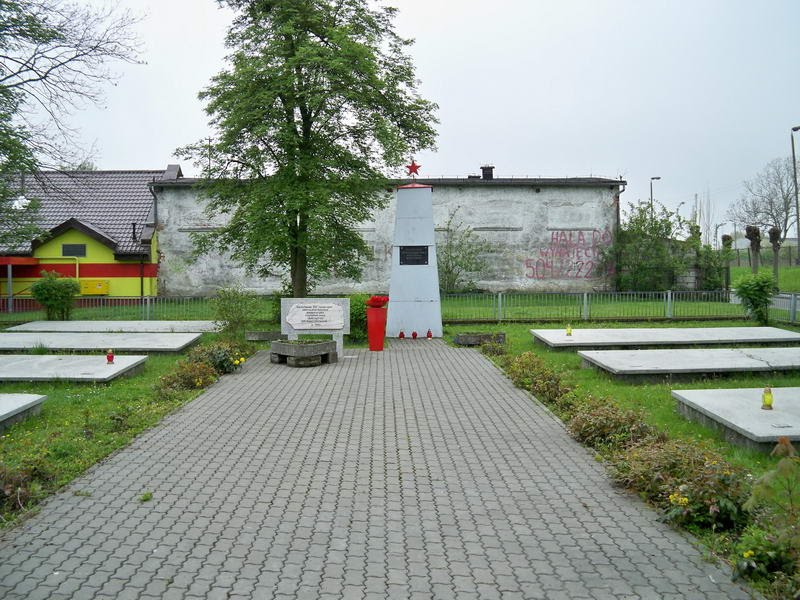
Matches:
[1,229,158,297]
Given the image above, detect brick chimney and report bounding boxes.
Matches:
[481,165,494,180]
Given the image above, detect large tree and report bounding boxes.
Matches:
[727,157,797,242]
[0,0,138,249]
[179,0,438,297]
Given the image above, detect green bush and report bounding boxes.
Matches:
[530,363,572,406]
[733,271,775,325]
[610,439,750,531]
[733,525,795,582]
[567,399,662,451]
[506,352,546,390]
[156,359,218,393]
[210,286,259,338]
[505,351,573,411]
[745,457,800,576]
[30,270,80,320]
[187,341,250,375]
[480,341,506,356]
[347,293,369,342]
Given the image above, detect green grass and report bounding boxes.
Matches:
[445,319,800,476]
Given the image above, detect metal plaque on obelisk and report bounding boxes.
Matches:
[386,160,443,338]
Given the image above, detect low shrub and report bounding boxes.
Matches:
[744,457,800,577]
[188,341,250,375]
[156,359,218,393]
[610,438,750,531]
[506,352,546,390]
[529,364,572,406]
[505,351,574,413]
[733,525,795,582]
[568,399,662,451]
[211,286,259,338]
[546,390,586,418]
[0,461,52,515]
[480,341,506,356]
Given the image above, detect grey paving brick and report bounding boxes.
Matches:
[0,345,755,599]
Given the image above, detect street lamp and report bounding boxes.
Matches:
[792,126,800,264]
[649,176,661,217]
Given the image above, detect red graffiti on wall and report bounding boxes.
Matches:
[524,228,612,279]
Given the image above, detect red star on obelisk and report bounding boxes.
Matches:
[406,159,421,178]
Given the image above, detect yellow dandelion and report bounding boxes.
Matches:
[742,550,755,559]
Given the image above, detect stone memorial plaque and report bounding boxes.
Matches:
[399,245,428,266]
[285,303,344,330]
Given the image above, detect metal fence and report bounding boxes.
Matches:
[3,290,800,324]
[439,290,750,322]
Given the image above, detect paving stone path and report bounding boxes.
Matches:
[0,342,753,599]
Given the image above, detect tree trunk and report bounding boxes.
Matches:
[773,246,780,289]
[769,227,782,291]
[745,225,761,275]
[290,212,308,297]
[290,247,308,297]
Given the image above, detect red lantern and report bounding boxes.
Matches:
[426,329,432,339]
[411,331,418,339]
[398,331,405,339]
[106,349,114,364]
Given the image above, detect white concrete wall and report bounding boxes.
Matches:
[155,183,620,296]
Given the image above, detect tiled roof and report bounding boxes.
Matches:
[2,170,165,256]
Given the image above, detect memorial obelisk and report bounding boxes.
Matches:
[386,160,443,338]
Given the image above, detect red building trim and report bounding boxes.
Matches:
[12,263,158,278]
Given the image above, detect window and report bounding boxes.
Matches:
[62,243,86,257]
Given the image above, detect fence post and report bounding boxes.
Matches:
[582,292,589,320]
[666,290,673,319]
[497,292,503,323]
[145,296,151,320]
[791,293,798,324]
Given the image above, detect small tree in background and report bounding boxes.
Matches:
[210,286,258,339]
[599,199,690,291]
[685,223,727,291]
[733,271,775,325]
[30,271,79,320]
[436,207,492,293]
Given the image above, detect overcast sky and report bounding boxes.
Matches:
[72,0,800,239]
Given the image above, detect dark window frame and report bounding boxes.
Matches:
[62,243,87,257]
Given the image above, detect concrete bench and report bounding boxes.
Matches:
[270,340,338,368]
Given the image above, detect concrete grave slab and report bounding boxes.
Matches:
[0,332,200,353]
[0,394,47,433]
[0,355,147,382]
[532,326,800,350]
[672,388,800,452]
[579,347,800,380]
[7,320,217,333]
